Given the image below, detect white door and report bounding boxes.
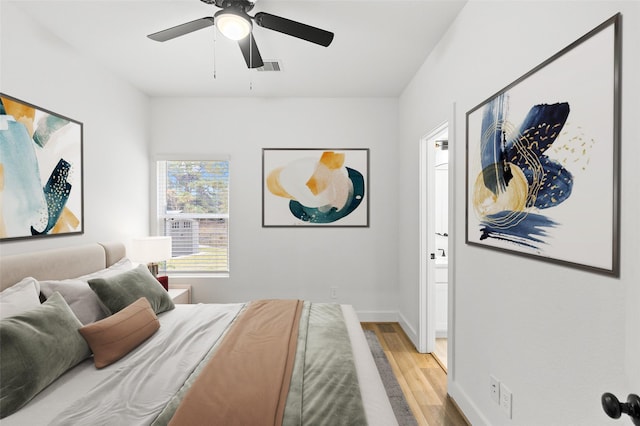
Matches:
[418,122,448,354]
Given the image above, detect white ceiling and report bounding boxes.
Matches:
[12,0,466,97]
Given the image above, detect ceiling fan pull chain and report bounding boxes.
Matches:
[249,33,253,91]
[212,26,217,79]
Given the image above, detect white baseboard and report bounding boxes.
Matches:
[448,380,489,426]
[398,312,419,350]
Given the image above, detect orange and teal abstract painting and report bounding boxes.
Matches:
[465,14,620,274]
[0,94,83,241]
[263,149,368,227]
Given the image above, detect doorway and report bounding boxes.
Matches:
[433,144,449,369]
[418,122,450,371]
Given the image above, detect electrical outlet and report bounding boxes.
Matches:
[500,383,512,419]
[490,375,500,404]
[330,287,338,299]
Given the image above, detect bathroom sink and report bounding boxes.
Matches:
[435,257,448,266]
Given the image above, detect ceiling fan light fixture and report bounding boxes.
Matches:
[215,8,252,40]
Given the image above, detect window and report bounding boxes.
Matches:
[156,160,229,274]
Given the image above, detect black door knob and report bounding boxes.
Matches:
[602,392,640,425]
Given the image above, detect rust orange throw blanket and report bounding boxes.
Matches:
[169,299,303,426]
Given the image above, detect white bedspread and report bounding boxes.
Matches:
[3,304,244,426]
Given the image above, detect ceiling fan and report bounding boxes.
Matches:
[147,0,334,69]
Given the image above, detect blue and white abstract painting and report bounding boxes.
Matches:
[0,94,83,241]
[465,15,619,274]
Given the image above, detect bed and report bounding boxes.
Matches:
[0,242,398,425]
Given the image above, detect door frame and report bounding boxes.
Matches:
[418,121,448,354]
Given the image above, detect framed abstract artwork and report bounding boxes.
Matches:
[263,148,369,227]
[0,94,83,241]
[465,14,621,275]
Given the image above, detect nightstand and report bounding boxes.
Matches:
[168,286,192,304]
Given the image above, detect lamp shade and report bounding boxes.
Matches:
[131,236,172,264]
[215,8,252,40]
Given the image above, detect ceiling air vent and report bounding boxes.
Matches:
[257,61,282,72]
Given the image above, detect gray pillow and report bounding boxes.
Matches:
[0,292,91,418]
[88,264,174,315]
[39,257,135,325]
[39,279,110,325]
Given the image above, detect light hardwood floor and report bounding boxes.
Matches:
[434,338,448,371]
[361,323,469,426]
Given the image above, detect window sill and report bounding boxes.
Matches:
[163,272,230,279]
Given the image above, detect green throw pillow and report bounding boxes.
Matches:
[0,292,91,418]
[88,264,174,315]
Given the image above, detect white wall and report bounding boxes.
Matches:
[0,2,150,256]
[4,0,639,423]
[150,97,399,318]
[398,1,640,425]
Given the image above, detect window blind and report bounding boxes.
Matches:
[156,160,230,273]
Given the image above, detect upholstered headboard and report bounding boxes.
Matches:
[0,242,126,291]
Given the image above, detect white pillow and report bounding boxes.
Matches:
[40,257,135,325]
[0,277,41,320]
[77,257,135,280]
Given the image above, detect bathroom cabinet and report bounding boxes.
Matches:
[435,263,448,336]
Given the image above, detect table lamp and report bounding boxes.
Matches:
[131,236,172,277]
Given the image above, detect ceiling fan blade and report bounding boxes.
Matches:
[148,17,215,42]
[254,12,334,47]
[238,33,264,68]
